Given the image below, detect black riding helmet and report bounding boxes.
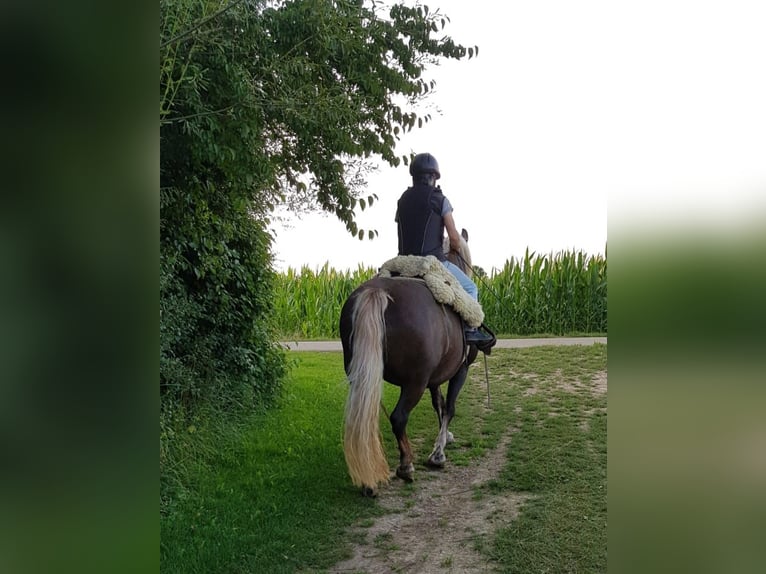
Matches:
[409,153,441,183]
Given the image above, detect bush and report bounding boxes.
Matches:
[160,188,287,411]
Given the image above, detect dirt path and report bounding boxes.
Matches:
[282,337,606,352]
[328,430,532,574]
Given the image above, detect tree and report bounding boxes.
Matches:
[472,265,487,279]
[160,0,476,408]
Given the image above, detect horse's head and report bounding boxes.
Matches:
[443,228,473,278]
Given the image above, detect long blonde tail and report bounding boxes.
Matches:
[343,288,392,490]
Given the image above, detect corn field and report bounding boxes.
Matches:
[478,248,607,335]
[273,263,378,339]
[274,249,606,338]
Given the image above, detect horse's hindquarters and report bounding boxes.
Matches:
[339,276,468,492]
[378,278,464,385]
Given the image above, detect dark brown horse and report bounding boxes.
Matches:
[339,230,479,496]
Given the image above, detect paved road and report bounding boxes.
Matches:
[280,337,606,352]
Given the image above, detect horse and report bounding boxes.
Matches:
[339,229,480,496]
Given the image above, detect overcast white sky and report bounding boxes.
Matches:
[270,0,765,273]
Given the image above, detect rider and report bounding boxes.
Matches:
[395,152,494,346]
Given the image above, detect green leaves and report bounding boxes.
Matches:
[357,193,377,211]
[159,1,477,413]
[161,0,475,234]
[160,186,287,411]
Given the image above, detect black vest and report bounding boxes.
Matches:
[396,184,446,261]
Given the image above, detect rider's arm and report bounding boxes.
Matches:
[443,212,462,252]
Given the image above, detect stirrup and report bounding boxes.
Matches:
[465,323,497,354]
[465,329,492,343]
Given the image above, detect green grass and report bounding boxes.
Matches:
[161,345,607,573]
[160,353,384,573]
[481,346,608,573]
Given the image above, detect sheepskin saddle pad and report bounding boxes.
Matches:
[378,255,484,328]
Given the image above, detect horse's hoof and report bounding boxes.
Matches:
[426,453,446,468]
[396,464,414,482]
[361,485,377,498]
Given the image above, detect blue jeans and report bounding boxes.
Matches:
[441,260,479,301]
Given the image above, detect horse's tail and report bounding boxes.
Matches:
[343,288,392,491]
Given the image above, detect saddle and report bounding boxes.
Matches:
[377,255,484,328]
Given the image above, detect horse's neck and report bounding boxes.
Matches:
[454,245,472,272]
[459,247,472,269]
[443,237,472,270]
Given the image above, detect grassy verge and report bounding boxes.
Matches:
[480,345,608,573]
[161,353,383,573]
[161,345,607,573]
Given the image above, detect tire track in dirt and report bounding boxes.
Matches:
[328,430,532,574]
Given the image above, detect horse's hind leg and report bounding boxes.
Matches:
[390,384,426,482]
[427,366,468,468]
[428,387,454,460]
